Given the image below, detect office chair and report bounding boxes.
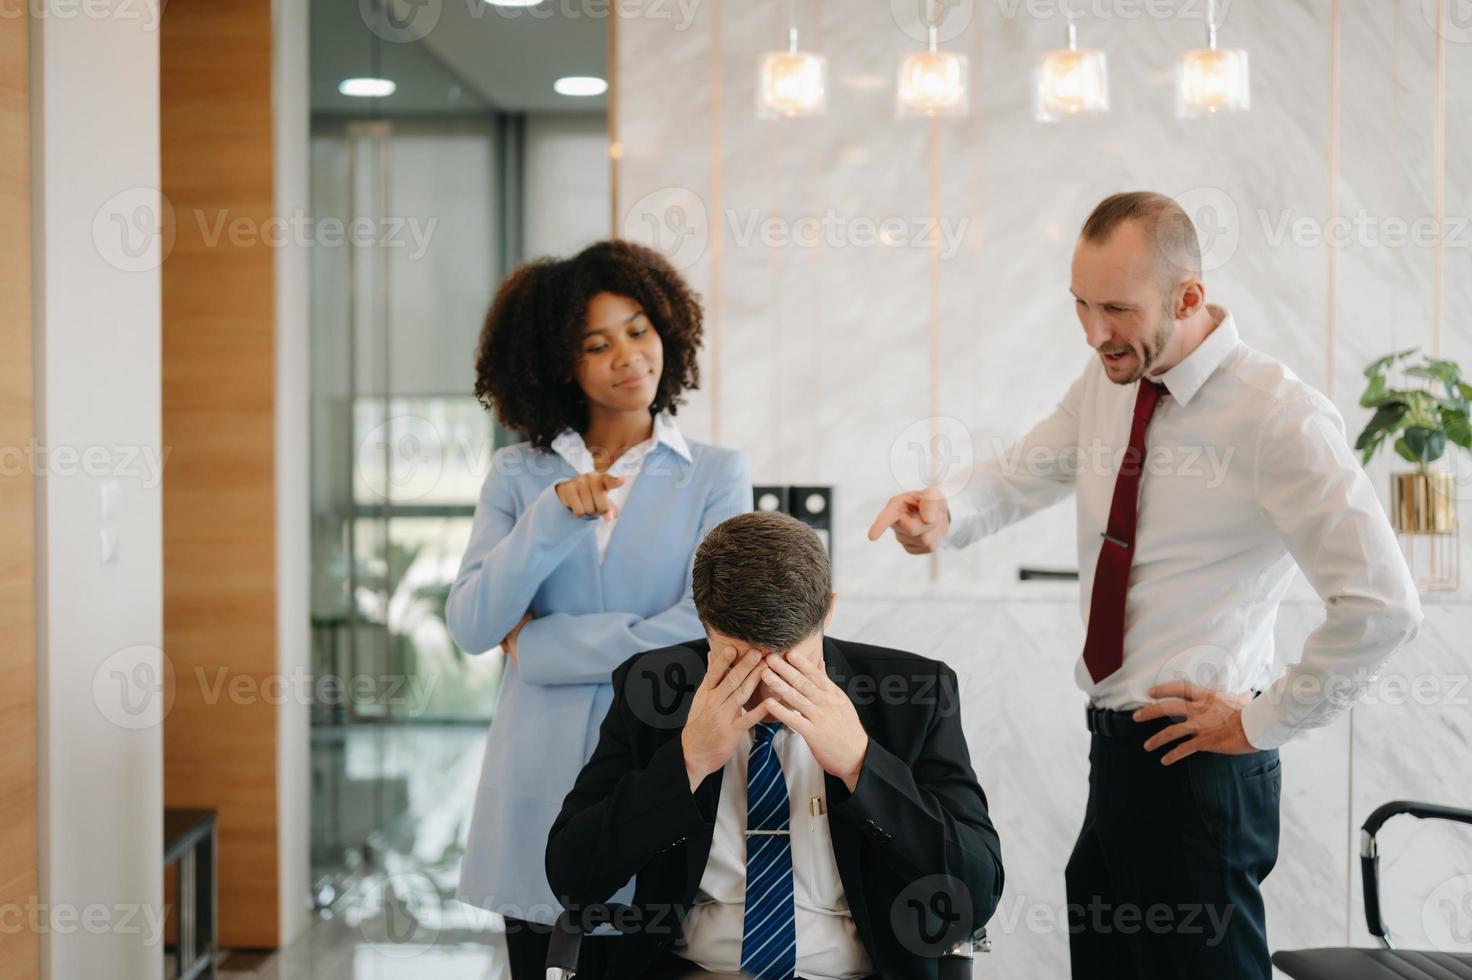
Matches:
[1272,799,1472,980]
[544,903,991,979]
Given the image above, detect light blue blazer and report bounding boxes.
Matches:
[448,434,751,923]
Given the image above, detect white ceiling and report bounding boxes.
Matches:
[312,0,609,115]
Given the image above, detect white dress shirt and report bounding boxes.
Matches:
[944,307,1423,749]
[549,411,692,561]
[674,723,875,980]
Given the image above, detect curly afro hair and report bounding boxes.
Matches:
[473,239,704,450]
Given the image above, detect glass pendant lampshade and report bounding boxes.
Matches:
[1035,22,1109,122]
[896,46,968,118]
[758,47,828,118]
[896,0,967,120]
[758,2,826,119]
[1176,2,1249,117]
[1176,46,1250,116]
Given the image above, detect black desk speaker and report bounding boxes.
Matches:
[751,484,833,564]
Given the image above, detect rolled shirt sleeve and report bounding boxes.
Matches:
[1240,394,1424,749]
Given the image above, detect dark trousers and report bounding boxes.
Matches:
[503,916,616,980]
[1065,716,1281,980]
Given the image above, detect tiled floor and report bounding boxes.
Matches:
[216,911,508,980]
[224,722,511,980]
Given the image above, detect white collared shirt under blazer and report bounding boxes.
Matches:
[943,308,1423,749]
[674,723,875,980]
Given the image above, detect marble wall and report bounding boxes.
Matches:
[613,0,1472,972]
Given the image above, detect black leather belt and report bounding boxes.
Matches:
[1087,691,1262,739]
[1085,705,1174,739]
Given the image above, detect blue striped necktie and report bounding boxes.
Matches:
[741,721,797,980]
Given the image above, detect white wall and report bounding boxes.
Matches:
[31,1,164,977]
[616,1,1472,972]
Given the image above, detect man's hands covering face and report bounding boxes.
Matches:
[680,644,771,792]
[681,642,871,795]
[756,652,870,793]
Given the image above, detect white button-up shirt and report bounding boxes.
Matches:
[549,411,692,561]
[674,723,874,980]
[944,308,1423,749]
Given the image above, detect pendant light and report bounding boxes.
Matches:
[1175,0,1250,117]
[896,0,968,119]
[1035,18,1109,122]
[758,0,827,118]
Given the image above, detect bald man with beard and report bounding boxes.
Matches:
[871,191,1422,979]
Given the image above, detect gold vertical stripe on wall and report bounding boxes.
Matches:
[1325,0,1350,938]
[1326,0,1340,400]
[1391,0,1402,355]
[608,9,620,237]
[769,119,784,473]
[708,0,724,444]
[0,3,38,977]
[1432,0,1446,356]
[928,117,943,584]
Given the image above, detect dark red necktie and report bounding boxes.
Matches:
[1082,378,1167,684]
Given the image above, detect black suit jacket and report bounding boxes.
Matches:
[545,635,1004,980]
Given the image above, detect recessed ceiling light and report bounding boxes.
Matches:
[553,76,607,97]
[339,77,396,98]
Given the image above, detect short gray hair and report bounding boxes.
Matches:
[1080,191,1203,287]
[692,511,832,651]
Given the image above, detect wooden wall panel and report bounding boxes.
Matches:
[0,4,38,977]
[160,0,280,949]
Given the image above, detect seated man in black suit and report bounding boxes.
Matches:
[546,511,1004,980]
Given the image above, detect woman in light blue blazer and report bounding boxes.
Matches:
[446,240,751,979]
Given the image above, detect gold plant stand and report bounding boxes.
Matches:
[1390,471,1459,592]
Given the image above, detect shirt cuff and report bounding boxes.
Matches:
[1240,693,1294,750]
[941,491,979,551]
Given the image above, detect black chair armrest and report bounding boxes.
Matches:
[1361,800,1472,946]
[937,927,992,980]
[545,909,583,978]
[546,904,635,978]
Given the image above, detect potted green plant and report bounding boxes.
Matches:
[1355,348,1470,589]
